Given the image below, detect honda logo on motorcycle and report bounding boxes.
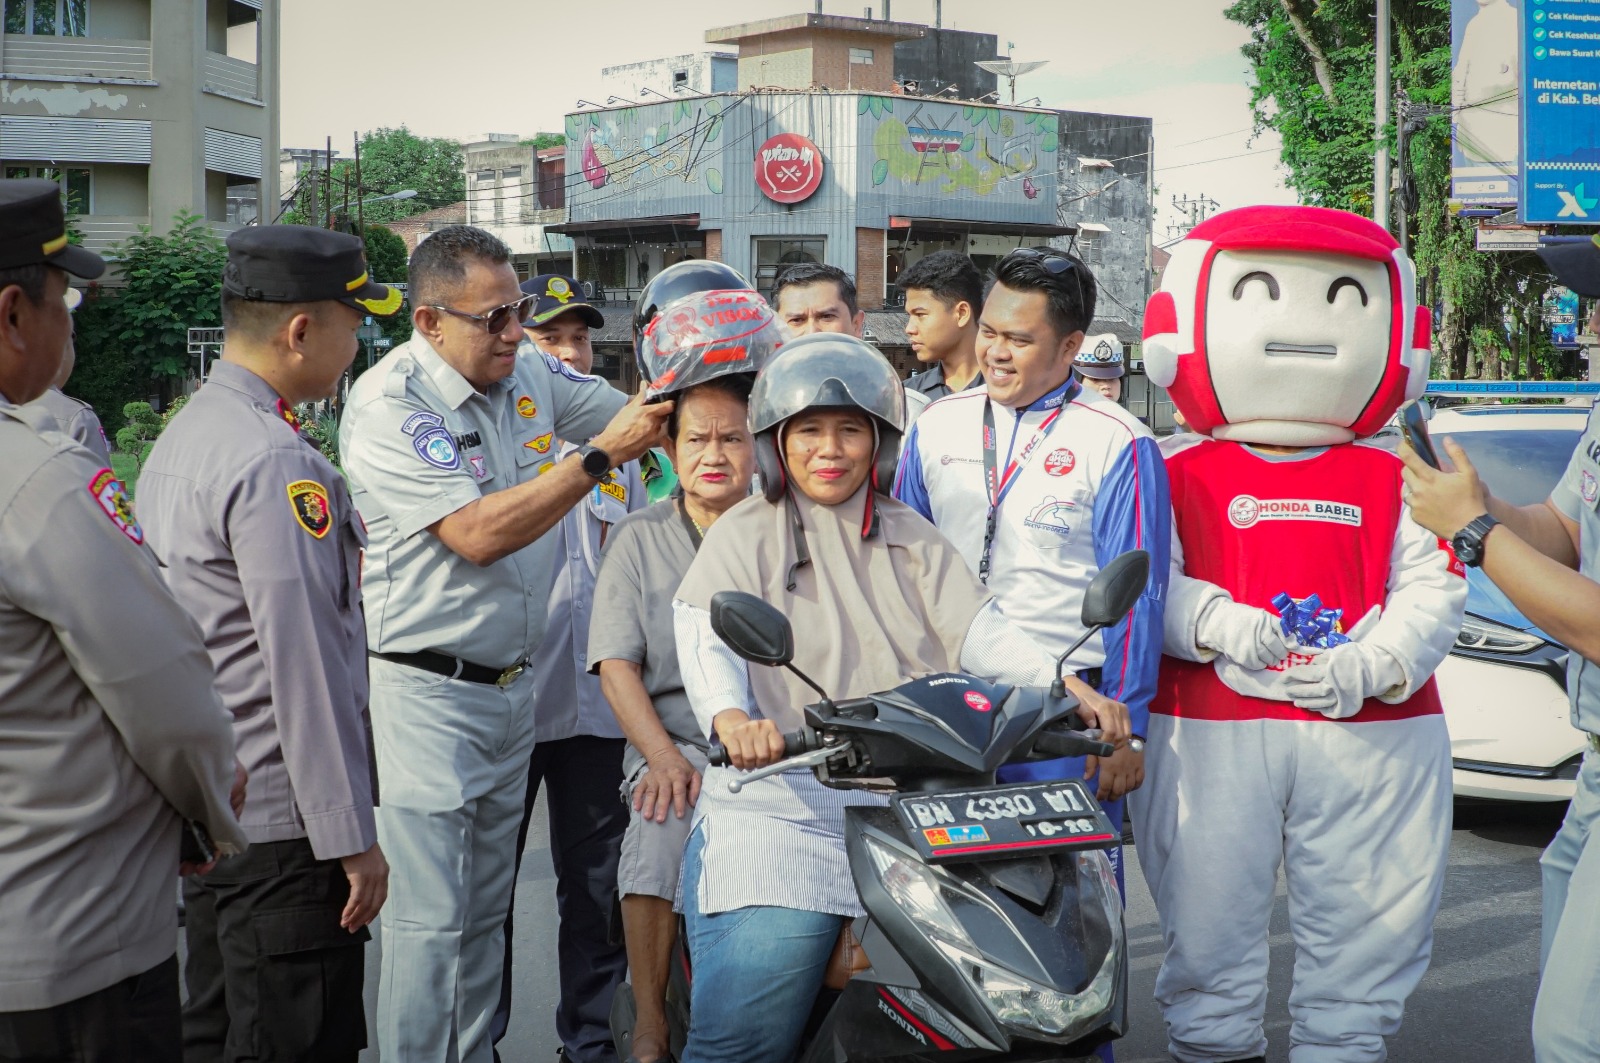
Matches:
[963,690,992,712]
[754,132,824,204]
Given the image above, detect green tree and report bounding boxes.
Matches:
[113,401,163,470]
[284,127,465,226]
[1224,0,1569,380]
[68,213,226,428]
[523,132,564,150]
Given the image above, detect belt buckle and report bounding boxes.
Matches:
[496,662,525,688]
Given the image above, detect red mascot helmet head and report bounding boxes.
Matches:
[1142,205,1432,446]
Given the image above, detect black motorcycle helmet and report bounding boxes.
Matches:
[633,260,753,384]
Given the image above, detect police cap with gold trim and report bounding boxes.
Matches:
[223,225,402,316]
[0,178,106,279]
[520,273,604,329]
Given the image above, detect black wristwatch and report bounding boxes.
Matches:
[577,444,612,481]
[1450,514,1500,568]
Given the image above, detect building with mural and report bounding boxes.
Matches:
[554,12,1069,312]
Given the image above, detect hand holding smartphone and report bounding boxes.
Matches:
[1399,400,1440,470]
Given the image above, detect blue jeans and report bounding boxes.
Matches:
[680,827,844,1063]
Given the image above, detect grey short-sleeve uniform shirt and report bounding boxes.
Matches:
[340,335,626,667]
[588,499,707,776]
[1551,404,1600,734]
[139,360,375,860]
[26,387,111,465]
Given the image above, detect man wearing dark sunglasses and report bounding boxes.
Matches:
[339,226,671,1061]
[894,247,1171,941]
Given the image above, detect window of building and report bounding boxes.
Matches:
[753,237,826,299]
[672,69,688,90]
[4,0,87,36]
[467,168,496,224]
[577,247,629,292]
[849,47,873,65]
[225,176,259,226]
[4,164,91,214]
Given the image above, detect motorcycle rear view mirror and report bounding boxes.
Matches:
[1051,549,1151,699]
[708,591,833,705]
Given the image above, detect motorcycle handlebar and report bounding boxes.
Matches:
[707,728,814,768]
[1033,729,1115,760]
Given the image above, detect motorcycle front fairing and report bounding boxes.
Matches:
[805,673,1080,788]
[798,808,1125,1060]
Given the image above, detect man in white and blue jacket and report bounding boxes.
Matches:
[894,247,1169,893]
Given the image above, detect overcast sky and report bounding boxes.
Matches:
[279,0,1296,233]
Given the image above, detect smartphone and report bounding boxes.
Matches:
[1399,400,1440,470]
[180,820,214,867]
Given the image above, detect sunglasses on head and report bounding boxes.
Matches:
[428,294,535,335]
[1004,246,1079,276]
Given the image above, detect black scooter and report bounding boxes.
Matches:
[611,551,1150,1062]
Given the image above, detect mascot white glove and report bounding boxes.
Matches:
[1282,608,1401,720]
[1195,598,1292,670]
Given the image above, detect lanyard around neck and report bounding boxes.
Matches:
[978,396,1067,583]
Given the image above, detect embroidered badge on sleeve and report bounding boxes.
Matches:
[287,480,333,539]
[88,468,143,544]
[400,410,461,471]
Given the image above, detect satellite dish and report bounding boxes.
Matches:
[974,58,1049,103]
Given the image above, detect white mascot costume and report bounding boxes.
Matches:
[1128,206,1467,1063]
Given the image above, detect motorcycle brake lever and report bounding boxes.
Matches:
[727,745,840,794]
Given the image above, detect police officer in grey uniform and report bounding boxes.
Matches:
[1401,234,1600,1063]
[339,226,672,1063]
[0,178,246,1061]
[140,226,396,1060]
[26,285,112,464]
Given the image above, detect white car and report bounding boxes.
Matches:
[1406,404,1590,802]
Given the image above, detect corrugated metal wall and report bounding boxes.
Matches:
[0,115,152,164]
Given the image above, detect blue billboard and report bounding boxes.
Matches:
[1520,0,1600,224]
[1452,0,1522,207]
[1551,288,1581,346]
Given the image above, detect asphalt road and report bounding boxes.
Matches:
[340,793,1563,1063]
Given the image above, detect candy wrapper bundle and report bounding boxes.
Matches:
[1270,592,1351,650]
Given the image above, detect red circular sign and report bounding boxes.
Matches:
[754,132,825,204]
[964,690,992,713]
[1043,448,1076,476]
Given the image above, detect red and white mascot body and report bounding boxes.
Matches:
[1128,206,1467,1063]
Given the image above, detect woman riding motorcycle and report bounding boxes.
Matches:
[671,334,1131,1063]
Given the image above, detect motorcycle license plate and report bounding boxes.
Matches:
[891,779,1118,864]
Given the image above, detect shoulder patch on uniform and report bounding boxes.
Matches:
[87,468,143,545]
[541,351,595,384]
[287,479,332,539]
[413,424,461,470]
[401,411,444,436]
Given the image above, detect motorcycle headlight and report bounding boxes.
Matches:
[864,835,977,954]
[1455,615,1545,656]
[865,837,1123,1043]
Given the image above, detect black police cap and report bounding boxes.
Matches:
[520,274,604,329]
[0,178,106,280]
[223,225,402,316]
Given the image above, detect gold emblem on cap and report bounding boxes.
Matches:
[547,277,574,303]
[346,271,370,292]
[41,234,68,256]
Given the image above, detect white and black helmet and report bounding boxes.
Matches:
[749,333,907,504]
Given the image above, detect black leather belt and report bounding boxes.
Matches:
[369,649,527,688]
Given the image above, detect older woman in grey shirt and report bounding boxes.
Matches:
[588,370,759,1063]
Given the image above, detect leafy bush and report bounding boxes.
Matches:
[114,401,163,470]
